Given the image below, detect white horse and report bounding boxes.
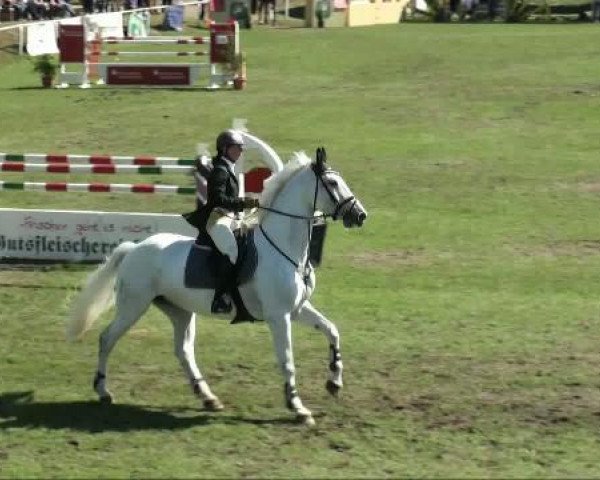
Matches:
[66,148,367,426]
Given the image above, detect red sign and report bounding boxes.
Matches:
[211,0,225,12]
[58,25,85,63]
[106,65,191,86]
[245,167,272,193]
[210,21,236,64]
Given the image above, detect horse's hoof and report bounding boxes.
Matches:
[99,393,113,405]
[296,413,316,427]
[326,380,341,397]
[203,397,224,412]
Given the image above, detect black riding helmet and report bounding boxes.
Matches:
[216,129,245,156]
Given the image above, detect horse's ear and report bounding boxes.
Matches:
[315,147,326,172]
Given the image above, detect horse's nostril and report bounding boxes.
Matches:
[358,212,366,222]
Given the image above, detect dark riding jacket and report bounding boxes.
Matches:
[184,156,245,232]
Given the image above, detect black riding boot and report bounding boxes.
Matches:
[211,255,234,314]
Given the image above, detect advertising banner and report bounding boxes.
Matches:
[84,12,124,40]
[106,65,191,86]
[58,24,85,63]
[26,21,60,57]
[0,208,196,263]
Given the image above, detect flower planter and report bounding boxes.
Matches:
[233,76,246,90]
[41,74,54,88]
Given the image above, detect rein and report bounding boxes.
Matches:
[258,205,326,221]
[259,224,302,269]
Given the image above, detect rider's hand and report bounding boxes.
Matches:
[243,197,260,209]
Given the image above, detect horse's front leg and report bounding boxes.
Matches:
[267,312,315,426]
[295,301,343,396]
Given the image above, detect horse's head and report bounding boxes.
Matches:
[311,147,368,228]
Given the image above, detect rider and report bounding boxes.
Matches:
[184,129,259,314]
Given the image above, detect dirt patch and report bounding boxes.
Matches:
[570,85,600,97]
[0,270,77,291]
[507,240,600,258]
[0,271,57,288]
[367,354,600,434]
[426,414,475,432]
[0,263,57,272]
[344,249,431,268]
[480,390,600,429]
[576,181,600,193]
[408,394,438,412]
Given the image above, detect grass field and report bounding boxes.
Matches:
[2,20,600,478]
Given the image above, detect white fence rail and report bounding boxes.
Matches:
[0,0,208,55]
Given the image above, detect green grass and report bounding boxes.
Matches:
[3,22,600,478]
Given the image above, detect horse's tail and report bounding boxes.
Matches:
[66,241,137,342]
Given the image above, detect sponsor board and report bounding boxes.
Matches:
[107,65,192,86]
[0,208,196,263]
[58,24,85,63]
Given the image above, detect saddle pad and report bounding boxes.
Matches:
[184,245,218,289]
[184,229,258,289]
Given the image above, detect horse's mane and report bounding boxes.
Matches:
[246,151,312,225]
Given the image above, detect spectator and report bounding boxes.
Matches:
[593,0,600,22]
[487,0,497,20]
[48,0,75,17]
[148,0,159,13]
[257,0,275,25]
[107,0,121,10]
[96,0,108,12]
[3,0,27,20]
[23,0,47,19]
[198,0,205,22]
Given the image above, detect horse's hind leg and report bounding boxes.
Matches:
[294,301,343,396]
[94,284,153,404]
[153,298,224,411]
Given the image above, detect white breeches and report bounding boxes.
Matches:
[208,214,238,265]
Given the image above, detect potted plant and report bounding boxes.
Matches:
[231,52,247,90]
[32,54,59,88]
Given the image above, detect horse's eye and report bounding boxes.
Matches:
[327,179,338,188]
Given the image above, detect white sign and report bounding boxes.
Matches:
[26,21,59,57]
[0,208,196,263]
[85,12,124,40]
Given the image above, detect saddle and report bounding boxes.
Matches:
[184,226,259,324]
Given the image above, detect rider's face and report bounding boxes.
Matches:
[226,144,244,162]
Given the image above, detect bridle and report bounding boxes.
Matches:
[257,154,356,279]
[317,166,357,222]
[258,166,355,221]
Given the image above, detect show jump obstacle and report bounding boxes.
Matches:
[57,20,243,89]
[0,132,281,263]
[0,151,272,195]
